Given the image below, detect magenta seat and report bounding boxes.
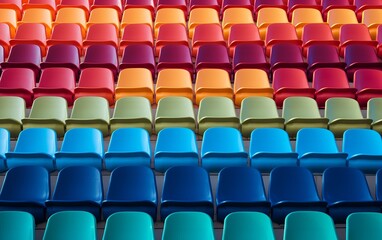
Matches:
[120,44,156,77]
[189,0,220,11]
[232,43,270,74]
[354,69,382,107]
[270,43,307,73]
[195,44,231,74]
[81,44,119,79]
[228,24,263,57]
[302,23,339,56]
[47,24,83,55]
[339,24,377,57]
[120,24,154,55]
[321,0,355,20]
[265,23,302,56]
[40,44,80,77]
[192,24,226,57]
[157,44,193,75]
[156,24,189,55]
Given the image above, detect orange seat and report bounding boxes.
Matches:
[23,0,57,20]
[192,24,226,57]
[301,23,339,56]
[83,24,119,51]
[362,9,382,39]
[10,23,47,56]
[0,23,11,57]
[265,23,301,56]
[91,0,123,19]
[228,24,263,57]
[188,8,220,39]
[291,8,324,38]
[87,8,120,35]
[19,8,52,37]
[120,8,153,36]
[119,24,154,55]
[327,9,358,40]
[154,8,186,37]
[47,23,83,54]
[339,24,377,57]
[0,9,17,37]
[156,24,189,56]
[155,69,194,103]
[53,8,87,37]
[257,7,289,39]
[222,8,255,40]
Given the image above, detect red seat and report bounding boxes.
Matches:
[0,23,10,57]
[10,23,47,56]
[354,69,382,107]
[57,0,90,15]
[227,24,263,57]
[91,0,123,18]
[157,0,188,18]
[301,23,339,56]
[83,24,119,51]
[120,24,153,55]
[47,24,83,55]
[124,0,155,17]
[339,24,377,57]
[265,23,301,56]
[156,24,189,56]
[192,24,226,57]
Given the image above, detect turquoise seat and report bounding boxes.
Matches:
[346,212,382,240]
[0,211,34,240]
[0,128,9,171]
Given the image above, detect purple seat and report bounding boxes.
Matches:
[80,44,119,79]
[307,44,345,80]
[189,0,220,11]
[232,43,270,74]
[344,44,382,81]
[270,43,307,73]
[157,44,193,75]
[1,44,41,78]
[195,44,231,74]
[41,44,80,77]
[120,44,156,77]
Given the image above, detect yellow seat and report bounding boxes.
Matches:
[155,69,194,103]
[154,8,186,38]
[120,8,153,36]
[362,9,382,39]
[257,7,289,39]
[19,8,52,37]
[234,69,273,106]
[87,8,120,36]
[54,8,88,38]
[292,8,324,38]
[327,9,358,40]
[115,68,154,104]
[222,8,254,40]
[195,69,233,105]
[188,8,220,39]
[0,9,18,37]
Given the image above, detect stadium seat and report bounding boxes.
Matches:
[354,69,382,108]
[119,24,153,55]
[232,44,270,74]
[195,44,231,74]
[120,44,155,77]
[265,23,302,56]
[83,24,119,51]
[346,212,382,240]
[321,0,355,20]
[87,8,119,33]
[254,0,287,17]
[221,0,252,12]
[124,0,155,17]
[156,24,189,55]
[157,44,193,75]
[0,9,17,38]
[339,24,377,57]
[155,69,193,102]
[40,44,80,75]
[120,9,153,37]
[91,0,122,18]
[221,8,254,39]
[368,98,382,133]
[10,23,47,56]
[157,0,188,17]
[188,8,220,39]
[291,8,323,38]
[227,24,263,57]
[0,96,25,138]
[189,0,220,12]
[47,24,83,54]
[192,24,226,57]
[154,8,186,37]
[269,43,307,73]
[19,8,52,37]
[115,68,153,103]
[287,0,322,19]
[23,0,57,19]
[0,0,22,20]
[355,0,382,21]
[81,45,119,79]
[53,8,87,37]
[256,8,289,39]
[362,9,382,39]
[327,9,358,40]
[301,23,339,56]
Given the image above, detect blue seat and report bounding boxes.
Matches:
[160,166,213,220]
[376,169,382,202]
[6,128,56,171]
[296,128,347,172]
[55,128,104,170]
[346,212,382,240]
[0,166,50,223]
[104,128,151,171]
[216,167,270,222]
[102,166,158,221]
[46,166,103,221]
[269,166,326,224]
[155,128,198,172]
[249,128,298,172]
[0,211,35,240]
[201,127,248,172]
[343,129,382,173]
[0,128,9,171]
[322,167,380,223]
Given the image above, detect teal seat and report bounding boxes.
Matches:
[162,212,215,240]
[102,212,155,240]
[284,211,338,240]
[346,212,382,240]
[0,211,34,240]
[222,212,275,240]
[43,211,97,240]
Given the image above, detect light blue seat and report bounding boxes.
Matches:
[249,128,298,172]
[201,127,248,172]
[104,128,151,171]
[55,128,104,170]
[296,128,347,172]
[154,128,198,172]
[346,212,382,240]
[6,128,57,171]
[43,211,97,240]
[102,212,155,240]
[0,128,9,171]
[0,211,35,240]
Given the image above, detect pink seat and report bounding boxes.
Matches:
[10,23,47,56]
[354,69,382,107]
[33,68,76,106]
[302,23,339,56]
[120,24,154,55]
[265,23,301,56]
[192,24,226,57]
[270,43,307,73]
[339,24,377,57]
[47,24,83,55]
[227,24,263,57]
[83,24,119,51]
[156,24,189,56]
[0,23,10,57]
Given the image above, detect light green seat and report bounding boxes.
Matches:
[198,97,240,135]
[66,97,110,136]
[346,212,382,240]
[284,211,338,240]
[0,211,34,240]
[222,212,275,240]
[155,97,195,133]
[367,98,382,134]
[325,98,372,138]
[22,97,68,137]
[283,97,329,137]
[240,97,284,137]
[162,212,215,240]
[43,211,96,240]
[102,212,155,240]
[110,97,152,134]
[0,96,25,138]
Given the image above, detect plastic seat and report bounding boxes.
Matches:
[355,70,382,108]
[284,211,338,240]
[0,97,25,138]
[120,9,153,37]
[124,0,155,17]
[0,211,34,239]
[83,24,119,52]
[265,23,302,56]
[0,68,35,108]
[232,43,270,74]
[377,25,382,57]
[227,24,263,57]
[110,97,152,134]
[154,128,198,172]
[222,8,254,40]
[155,69,193,102]
[120,44,155,77]
[0,9,18,38]
[327,9,358,40]
[56,0,90,14]
[272,68,315,107]
[368,98,382,133]
[161,166,214,220]
[91,0,122,18]
[41,44,80,74]
[188,8,220,39]
[282,97,328,137]
[256,8,289,39]
[346,212,382,240]
[362,9,382,39]
[192,24,226,57]
[23,0,57,19]
[53,8,87,38]
[189,0,220,12]
[6,128,56,171]
[301,23,339,56]
[33,68,76,106]
[201,127,247,172]
[270,43,307,74]
[102,212,155,240]
[157,44,193,75]
[156,24,188,55]
[269,166,326,223]
[66,97,110,136]
[195,44,231,74]
[43,211,97,240]
[313,68,356,108]
[325,98,372,138]
[355,0,382,21]
[339,24,377,57]
[87,8,119,34]
[10,23,47,56]
[287,0,322,18]
[322,0,355,20]
[22,97,67,137]
[162,212,214,240]
[291,8,323,38]
[19,8,52,37]
[195,69,233,105]
[0,129,9,171]
[216,167,270,222]
[157,0,187,17]
[0,23,11,57]
[81,45,119,79]
[0,0,22,20]
[221,0,252,12]
[119,24,153,55]
[198,97,240,135]
[154,8,186,37]
[322,167,380,222]
[0,166,49,223]
[102,166,157,220]
[254,0,287,17]
[155,97,196,133]
[307,44,345,79]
